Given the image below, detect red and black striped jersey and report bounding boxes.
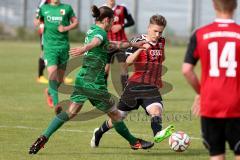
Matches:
[184,18,240,118]
[126,34,165,88]
[107,4,133,41]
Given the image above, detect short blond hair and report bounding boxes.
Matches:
[213,0,237,12]
[150,15,167,27]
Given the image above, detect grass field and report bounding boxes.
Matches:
[0,41,235,160]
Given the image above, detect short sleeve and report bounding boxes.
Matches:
[35,0,45,18]
[68,5,76,19]
[93,29,107,45]
[36,6,44,19]
[184,32,199,65]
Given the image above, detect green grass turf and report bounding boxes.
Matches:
[0,41,235,160]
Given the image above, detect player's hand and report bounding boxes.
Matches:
[111,24,122,33]
[34,18,40,27]
[58,25,66,32]
[39,23,44,34]
[130,41,147,49]
[192,94,200,117]
[69,47,85,57]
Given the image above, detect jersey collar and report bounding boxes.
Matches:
[214,18,235,23]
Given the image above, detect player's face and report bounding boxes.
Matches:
[148,24,164,42]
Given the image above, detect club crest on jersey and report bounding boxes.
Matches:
[114,16,119,22]
[60,9,65,15]
[159,43,163,49]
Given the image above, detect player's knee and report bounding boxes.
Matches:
[107,110,119,121]
[118,110,129,120]
[146,103,163,116]
[108,110,125,121]
[67,103,82,119]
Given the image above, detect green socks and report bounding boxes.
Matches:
[43,112,69,138]
[112,120,137,145]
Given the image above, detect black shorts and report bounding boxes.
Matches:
[117,82,162,113]
[107,50,127,64]
[201,117,240,156]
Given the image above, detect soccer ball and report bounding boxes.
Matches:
[169,131,190,152]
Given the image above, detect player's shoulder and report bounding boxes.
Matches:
[60,3,73,9]
[196,22,215,33]
[40,3,48,9]
[118,3,127,8]
[196,21,240,36]
[91,25,107,37]
[116,3,130,11]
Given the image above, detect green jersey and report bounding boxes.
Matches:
[38,3,75,49]
[77,24,109,85]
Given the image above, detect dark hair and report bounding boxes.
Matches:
[150,14,167,27]
[91,5,114,21]
[213,0,237,12]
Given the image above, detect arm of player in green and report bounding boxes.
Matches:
[69,37,102,57]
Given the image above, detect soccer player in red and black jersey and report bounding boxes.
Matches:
[104,0,135,90]
[182,0,240,159]
[91,15,175,148]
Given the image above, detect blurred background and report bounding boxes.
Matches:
[1,0,240,44]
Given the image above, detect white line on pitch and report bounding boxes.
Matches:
[0,125,201,140]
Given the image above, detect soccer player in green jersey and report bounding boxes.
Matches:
[34,0,78,108]
[29,5,154,154]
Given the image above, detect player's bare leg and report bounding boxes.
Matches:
[235,155,240,160]
[210,155,225,160]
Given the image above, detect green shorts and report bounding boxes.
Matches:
[44,47,69,69]
[70,77,116,113]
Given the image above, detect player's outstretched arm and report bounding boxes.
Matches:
[69,37,101,57]
[109,41,146,50]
